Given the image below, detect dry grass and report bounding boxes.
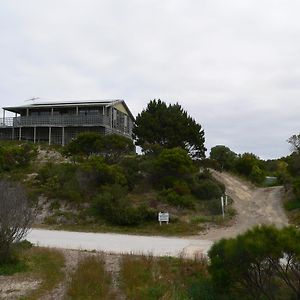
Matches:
[22,247,65,299]
[119,254,208,300]
[66,255,116,300]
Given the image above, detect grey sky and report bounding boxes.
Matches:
[0,0,299,159]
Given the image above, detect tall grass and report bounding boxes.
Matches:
[23,247,65,300]
[119,254,208,300]
[67,255,114,300]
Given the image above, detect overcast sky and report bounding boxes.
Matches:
[0,0,299,159]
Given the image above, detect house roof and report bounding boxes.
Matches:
[3,99,135,120]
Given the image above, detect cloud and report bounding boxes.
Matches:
[0,0,299,158]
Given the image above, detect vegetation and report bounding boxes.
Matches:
[210,146,267,185]
[24,247,65,300]
[67,255,114,300]
[209,225,300,300]
[0,180,34,264]
[133,99,206,159]
[119,254,209,300]
[0,244,65,299]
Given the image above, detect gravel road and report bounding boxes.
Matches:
[27,229,213,258]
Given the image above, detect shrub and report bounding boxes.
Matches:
[152,147,197,188]
[38,163,84,202]
[159,189,195,209]
[92,185,155,226]
[0,143,37,171]
[192,179,223,200]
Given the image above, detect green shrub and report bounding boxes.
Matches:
[192,180,223,200]
[293,177,300,198]
[159,189,195,209]
[92,185,155,226]
[38,163,84,202]
[0,143,37,172]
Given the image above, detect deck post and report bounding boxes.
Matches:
[33,126,36,143]
[48,127,51,145]
[19,127,22,141]
[12,127,14,140]
[62,127,65,146]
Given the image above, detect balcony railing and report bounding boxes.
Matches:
[0,115,112,127]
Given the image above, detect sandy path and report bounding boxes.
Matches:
[201,170,289,240]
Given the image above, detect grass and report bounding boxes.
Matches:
[119,254,208,300]
[67,255,115,300]
[21,247,65,300]
[0,259,28,275]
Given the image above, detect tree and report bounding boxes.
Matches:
[133,99,206,159]
[65,132,135,163]
[288,134,300,154]
[209,225,300,300]
[0,180,34,264]
[101,134,135,163]
[210,145,237,171]
[153,147,197,188]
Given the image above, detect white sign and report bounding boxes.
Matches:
[158,212,169,225]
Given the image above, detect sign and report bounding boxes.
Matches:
[158,212,169,225]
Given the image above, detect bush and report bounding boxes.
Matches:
[38,163,84,202]
[0,143,37,171]
[192,180,223,200]
[209,226,300,300]
[159,189,195,209]
[152,147,197,188]
[92,185,155,226]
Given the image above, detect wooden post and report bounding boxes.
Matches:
[33,127,36,143]
[76,106,79,115]
[12,127,14,140]
[62,127,65,146]
[19,127,22,141]
[26,108,29,116]
[48,127,51,145]
[3,109,5,125]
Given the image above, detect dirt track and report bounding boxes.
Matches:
[200,170,289,241]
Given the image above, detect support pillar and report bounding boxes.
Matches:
[33,127,36,143]
[62,127,65,146]
[26,108,29,116]
[3,109,5,125]
[76,106,79,115]
[12,127,14,140]
[19,127,22,141]
[48,127,51,145]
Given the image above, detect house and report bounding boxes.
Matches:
[0,99,134,145]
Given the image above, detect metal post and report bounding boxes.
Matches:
[33,127,36,143]
[221,196,225,219]
[48,127,51,145]
[19,127,22,141]
[62,127,65,146]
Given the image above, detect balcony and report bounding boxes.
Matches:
[0,115,112,127]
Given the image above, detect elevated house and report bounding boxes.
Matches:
[0,100,134,145]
